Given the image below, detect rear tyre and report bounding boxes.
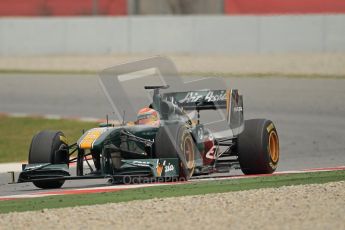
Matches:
[29,130,69,189]
[238,119,279,175]
[155,124,195,180]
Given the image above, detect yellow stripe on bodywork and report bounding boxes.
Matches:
[59,135,68,145]
[79,128,106,149]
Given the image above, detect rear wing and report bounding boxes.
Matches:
[163,89,244,136]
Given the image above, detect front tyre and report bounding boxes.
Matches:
[29,130,69,189]
[155,124,196,180]
[238,119,279,175]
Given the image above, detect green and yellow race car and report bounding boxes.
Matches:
[18,57,279,189]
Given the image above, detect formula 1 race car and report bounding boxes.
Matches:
[18,58,280,189]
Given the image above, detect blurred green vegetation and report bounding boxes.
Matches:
[0,116,98,163]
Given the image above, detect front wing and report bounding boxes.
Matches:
[17,158,180,183]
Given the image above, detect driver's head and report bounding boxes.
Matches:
[136,107,160,126]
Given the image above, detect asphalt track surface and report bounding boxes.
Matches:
[0,73,345,196]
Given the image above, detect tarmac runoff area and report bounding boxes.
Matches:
[0,73,345,173]
[0,72,345,196]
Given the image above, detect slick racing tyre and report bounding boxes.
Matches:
[155,123,196,180]
[29,130,69,189]
[238,119,279,175]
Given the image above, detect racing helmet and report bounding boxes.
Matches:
[136,107,160,126]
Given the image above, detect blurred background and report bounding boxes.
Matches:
[1,0,345,16]
[0,0,345,57]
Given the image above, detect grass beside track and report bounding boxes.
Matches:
[0,170,344,214]
[0,116,98,163]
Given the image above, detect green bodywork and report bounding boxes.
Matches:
[17,85,225,184]
[118,158,179,177]
[18,123,183,182]
[19,158,180,182]
[89,125,159,152]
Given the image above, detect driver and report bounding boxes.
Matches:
[136,107,160,126]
